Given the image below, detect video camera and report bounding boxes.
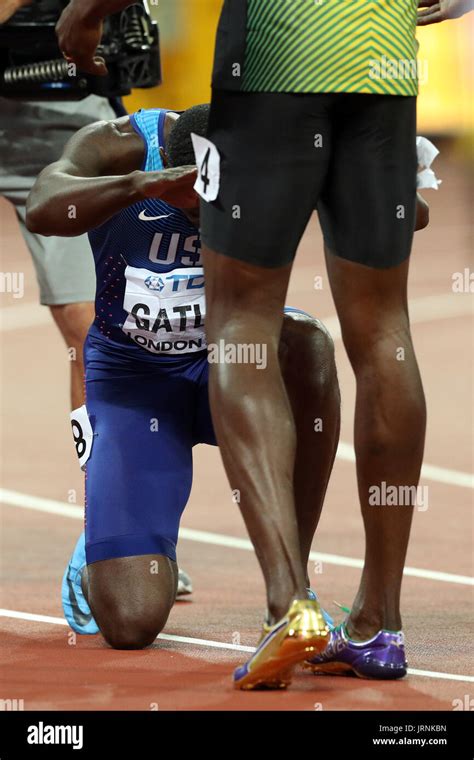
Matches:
[0,0,161,100]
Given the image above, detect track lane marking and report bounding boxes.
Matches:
[318,291,473,343]
[0,302,52,332]
[336,442,473,489]
[1,292,472,337]
[1,488,473,586]
[1,609,472,683]
[0,609,254,653]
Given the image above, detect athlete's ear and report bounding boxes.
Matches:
[160,147,169,168]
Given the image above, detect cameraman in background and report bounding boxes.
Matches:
[0,0,126,408]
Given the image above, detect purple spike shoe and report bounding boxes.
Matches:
[304,623,407,680]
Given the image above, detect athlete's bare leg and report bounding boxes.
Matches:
[280,313,340,579]
[325,250,426,639]
[203,250,308,624]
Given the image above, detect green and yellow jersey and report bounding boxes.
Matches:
[212,0,419,96]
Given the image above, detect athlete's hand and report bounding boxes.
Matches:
[415,193,430,231]
[56,0,107,76]
[136,167,199,209]
[417,0,474,24]
[0,0,33,24]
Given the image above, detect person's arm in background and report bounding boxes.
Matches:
[0,0,33,24]
[418,0,474,25]
[26,117,197,236]
[56,0,134,75]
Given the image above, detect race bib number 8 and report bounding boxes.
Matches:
[70,405,94,470]
[191,133,220,202]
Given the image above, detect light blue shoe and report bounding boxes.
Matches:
[306,588,334,629]
[61,532,99,635]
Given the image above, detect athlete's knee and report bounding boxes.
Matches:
[280,312,339,396]
[104,619,162,651]
[341,313,412,371]
[99,603,171,650]
[49,302,94,352]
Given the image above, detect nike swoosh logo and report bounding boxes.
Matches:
[67,572,94,627]
[138,211,174,221]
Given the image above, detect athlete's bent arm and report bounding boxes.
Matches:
[26,117,197,237]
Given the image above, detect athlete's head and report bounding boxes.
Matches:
[161,103,210,226]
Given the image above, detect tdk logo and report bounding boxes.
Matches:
[145,275,165,292]
[167,273,204,292]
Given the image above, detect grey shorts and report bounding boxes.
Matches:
[0,96,118,305]
[1,183,95,305]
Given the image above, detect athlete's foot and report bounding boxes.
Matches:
[234,599,329,690]
[346,605,402,642]
[62,532,99,635]
[304,621,407,680]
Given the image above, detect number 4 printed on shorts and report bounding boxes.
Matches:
[191,133,220,202]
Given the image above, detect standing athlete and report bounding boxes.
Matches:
[200,1,431,682]
[27,104,341,689]
[198,1,432,685]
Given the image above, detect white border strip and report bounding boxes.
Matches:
[336,442,474,490]
[0,609,254,652]
[0,609,471,683]
[319,292,474,344]
[1,488,473,586]
[4,292,471,334]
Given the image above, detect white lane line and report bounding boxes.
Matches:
[1,609,472,682]
[0,292,471,336]
[0,609,254,652]
[180,528,474,586]
[336,442,474,490]
[0,489,84,519]
[319,291,473,343]
[404,292,474,324]
[0,609,68,627]
[407,668,474,683]
[1,488,473,587]
[0,302,52,333]
[419,463,474,489]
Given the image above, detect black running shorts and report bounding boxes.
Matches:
[200,90,418,269]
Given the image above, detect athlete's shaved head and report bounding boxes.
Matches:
[166,104,210,167]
